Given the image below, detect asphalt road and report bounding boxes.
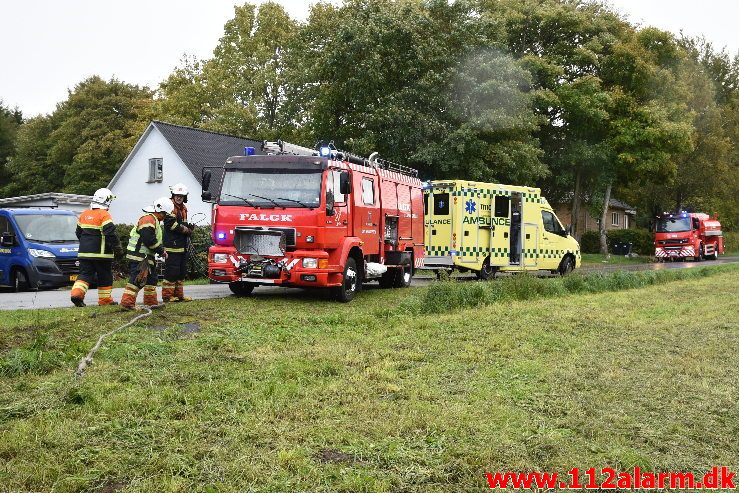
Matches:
[2,256,737,311]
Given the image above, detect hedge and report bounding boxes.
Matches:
[113,223,212,280]
[579,228,653,255]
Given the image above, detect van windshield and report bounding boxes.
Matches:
[14,214,78,243]
[656,217,691,233]
[220,169,322,208]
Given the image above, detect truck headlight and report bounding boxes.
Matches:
[213,253,228,263]
[29,248,55,258]
[302,257,318,268]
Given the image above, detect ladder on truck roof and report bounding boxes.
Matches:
[262,140,419,178]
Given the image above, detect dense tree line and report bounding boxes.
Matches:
[0,0,737,234]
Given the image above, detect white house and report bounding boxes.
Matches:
[108,121,263,225]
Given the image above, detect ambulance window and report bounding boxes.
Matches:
[494,196,510,218]
[433,193,449,215]
[329,171,345,203]
[542,211,557,233]
[424,194,429,215]
[361,177,375,205]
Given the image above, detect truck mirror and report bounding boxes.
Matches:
[339,171,352,195]
[0,233,14,247]
[201,191,213,202]
[326,190,335,216]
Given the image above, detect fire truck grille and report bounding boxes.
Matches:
[234,229,286,257]
[266,227,296,246]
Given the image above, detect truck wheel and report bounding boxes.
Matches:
[229,281,255,296]
[695,244,704,262]
[334,258,358,302]
[394,264,413,288]
[11,268,29,293]
[476,258,496,280]
[558,256,575,276]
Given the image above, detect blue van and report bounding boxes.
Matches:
[0,209,81,291]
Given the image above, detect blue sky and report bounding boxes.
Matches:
[1,0,737,117]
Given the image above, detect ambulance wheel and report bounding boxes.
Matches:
[476,259,496,280]
[229,281,255,296]
[335,258,358,302]
[558,256,575,276]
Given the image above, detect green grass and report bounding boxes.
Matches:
[1,265,738,492]
[580,253,653,265]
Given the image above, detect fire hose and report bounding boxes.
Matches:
[74,306,154,378]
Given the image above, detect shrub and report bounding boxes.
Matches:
[111,223,212,280]
[607,228,653,255]
[580,231,600,254]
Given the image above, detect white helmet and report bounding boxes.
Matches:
[91,188,115,209]
[170,183,188,196]
[143,196,175,214]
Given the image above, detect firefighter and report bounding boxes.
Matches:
[71,188,121,307]
[120,197,172,310]
[162,183,193,302]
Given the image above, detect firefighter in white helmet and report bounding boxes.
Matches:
[161,183,193,302]
[71,188,121,307]
[120,197,172,309]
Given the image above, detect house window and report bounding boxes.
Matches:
[148,158,163,183]
[611,212,620,226]
[361,177,375,205]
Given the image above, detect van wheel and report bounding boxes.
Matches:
[334,258,358,302]
[11,268,29,293]
[558,256,575,276]
[476,258,496,280]
[229,281,255,296]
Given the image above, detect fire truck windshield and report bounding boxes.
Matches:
[220,169,322,208]
[655,217,691,232]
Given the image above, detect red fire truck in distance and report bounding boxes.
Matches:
[201,141,424,301]
[654,211,724,261]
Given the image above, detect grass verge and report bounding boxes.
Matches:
[0,265,737,492]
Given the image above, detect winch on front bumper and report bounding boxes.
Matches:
[208,228,339,287]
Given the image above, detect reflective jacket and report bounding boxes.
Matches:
[126,214,164,264]
[163,200,189,253]
[76,208,120,259]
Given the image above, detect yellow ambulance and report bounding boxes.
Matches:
[423,180,580,278]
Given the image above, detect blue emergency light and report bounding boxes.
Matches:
[245,146,255,156]
[319,146,331,157]
[217,232,227,240]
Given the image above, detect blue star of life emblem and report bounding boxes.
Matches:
[465,199,476,214]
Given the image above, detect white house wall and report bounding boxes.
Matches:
[108,128,213,226]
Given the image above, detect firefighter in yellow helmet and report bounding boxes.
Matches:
[71,188,121,307]
[120,197,172,310]
[162,183,193,302]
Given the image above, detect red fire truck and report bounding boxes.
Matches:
[654,211,724,261]
[201,141,424,301]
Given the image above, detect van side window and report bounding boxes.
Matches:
[361,177,375,205]
[494,195,510,218]
[542,211,557,233]
[424,194,429,215]
[0,216,11,235]
[433,193,449,215]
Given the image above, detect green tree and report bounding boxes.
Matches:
[157,2,298,139]
[0,102,23,193]
[3,76,153,196]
